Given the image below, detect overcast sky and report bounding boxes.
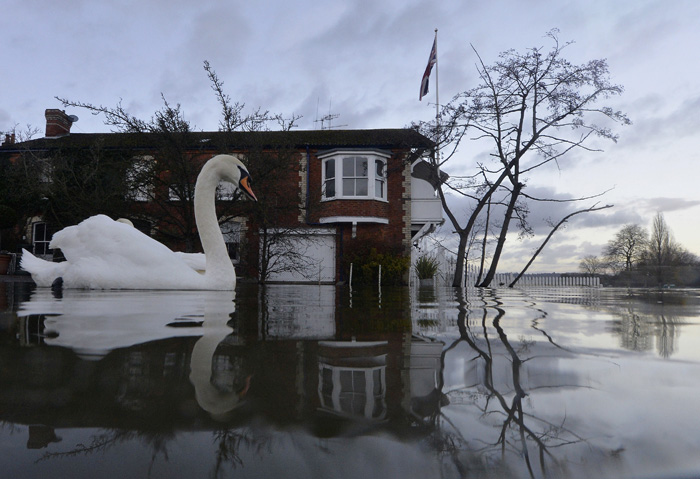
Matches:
[2,0,699,273]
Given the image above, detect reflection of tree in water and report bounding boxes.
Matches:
[211,428,272,478]
[38,429,174,476]
[421,289,588,478]
[610,307,681,358]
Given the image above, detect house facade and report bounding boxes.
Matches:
[1,109,442,284]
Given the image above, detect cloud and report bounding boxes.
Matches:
[639,197,700,213]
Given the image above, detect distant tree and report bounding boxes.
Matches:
[579,255,605,275]
[604,224,648,273]
[641,212,698,285]
[416,29,629,286]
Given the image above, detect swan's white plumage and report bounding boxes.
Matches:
[21,154,255,290]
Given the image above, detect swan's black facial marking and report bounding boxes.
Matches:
[237,166,257,202]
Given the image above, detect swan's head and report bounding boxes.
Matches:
[216,155,258,202]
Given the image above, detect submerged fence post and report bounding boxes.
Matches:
[378,264,382,308]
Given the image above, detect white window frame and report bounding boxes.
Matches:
[320,150,390,201]
[126,155,154,202]
[220,218,242,263]
[32,221,52,256]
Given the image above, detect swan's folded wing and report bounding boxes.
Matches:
[51,215,185,268]
[174,252,207,272]
[48,215,208,288]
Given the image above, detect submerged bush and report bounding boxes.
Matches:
[344,247,409,285]
[415,254,439,279]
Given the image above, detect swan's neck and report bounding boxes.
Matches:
[194,159,235,284]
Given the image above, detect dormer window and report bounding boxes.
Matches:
[320,150,389,201]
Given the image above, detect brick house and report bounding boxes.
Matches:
[1,109,442,283]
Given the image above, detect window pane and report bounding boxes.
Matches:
[321,367,333,396]
[356,179,368,196]
[373,369,383,394]
[325,179,335,197]
[343,157,354,177]
[325,159,335,179]
[343,178,354,196]
[358,158,368,177]
[375,179,384,198]
[352,371,364,390]
[34,222,46,240]
[375,160,385,178]
[339,370,352,391]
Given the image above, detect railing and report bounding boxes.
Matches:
[409,263,600,288]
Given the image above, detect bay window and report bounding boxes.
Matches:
[320,151,389,201]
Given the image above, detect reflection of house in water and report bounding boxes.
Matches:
[2,285,450,437]
[315,336,446,422]
[260,285,336,339]
[405,337,446,418]
[317,341,388,421]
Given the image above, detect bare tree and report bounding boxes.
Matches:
[641,212,696,286]
[604,223,648,273]
[579,255,605,275]
[418,30,629,286]
[56,62,302,263]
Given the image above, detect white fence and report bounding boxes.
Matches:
[410,251,600,288]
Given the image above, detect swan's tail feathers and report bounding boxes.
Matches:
[20,249,63,287]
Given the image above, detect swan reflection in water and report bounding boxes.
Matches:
[17,289,248,418]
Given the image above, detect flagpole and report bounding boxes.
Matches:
[434,28,439,124]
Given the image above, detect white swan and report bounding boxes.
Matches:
[20,154,257,290]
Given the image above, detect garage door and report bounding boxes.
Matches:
[262,228,336,283]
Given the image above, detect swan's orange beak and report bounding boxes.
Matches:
[239,175,258,202]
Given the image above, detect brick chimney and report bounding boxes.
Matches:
[45,109,76,138]
[2,133,15,145]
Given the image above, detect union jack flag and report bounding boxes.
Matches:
[419,37,437,101]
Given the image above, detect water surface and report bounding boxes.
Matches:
[1,282,699,478]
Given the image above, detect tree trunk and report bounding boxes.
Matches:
[478,183,522,287]
[508,204,612,287]
[476,197,492,285]
[451,233,469,287]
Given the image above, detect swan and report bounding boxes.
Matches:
[20,154,257,290]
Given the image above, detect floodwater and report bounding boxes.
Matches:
[1,282,700,479]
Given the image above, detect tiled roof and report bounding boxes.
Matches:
[1,129,434,152]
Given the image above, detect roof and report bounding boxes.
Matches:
[0,129,434,153]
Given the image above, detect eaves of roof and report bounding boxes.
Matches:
[0,129,434,153]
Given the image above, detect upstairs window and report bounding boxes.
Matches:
[321,151,389,201]
[324,159,336,198]
[374,159,386,198]
[342,157,368,196]
[126,156,154,202]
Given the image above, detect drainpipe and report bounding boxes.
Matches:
[305,146,311,225]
